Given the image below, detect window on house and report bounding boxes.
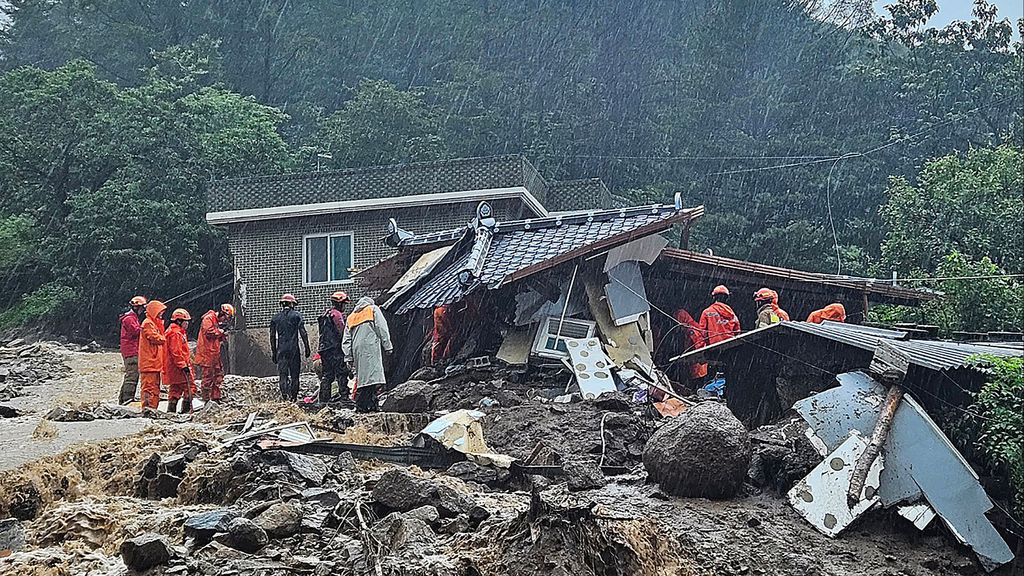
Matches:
[304,232,353,284]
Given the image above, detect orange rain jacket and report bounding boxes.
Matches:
[194,310,225,367]
[138,301,167,373]
[807,303,846,324]
[769,290,790,321]
[673,309,708,379]
[162,322,192,386]
[699,301,741,345]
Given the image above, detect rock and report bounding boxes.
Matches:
[408,366,439,381]
[119,533,172,571]
[642,401,751,499]
[592,391,632,412]
[0,405,19,418]
[371,512,436,550]
[445,461,510,487]
[184,510,238,543]
[214,517,268,553]
[406,505,440,524]
[255,502,302,538]
[467,505,490,529]
[264,451,329,485]
[301,488,342,510]
[372,469,474,518]
[438,514,471,534]
[381,380,435,412]
[434,485,474,517]
[333,452,357,474]
[563,459,606,492]
[747,420,820,493]
[9,483,42,521]
[0,518,26,555]
[153,473,183,498]
[371,470,437,512]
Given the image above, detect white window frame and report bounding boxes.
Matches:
[302,231,356,287]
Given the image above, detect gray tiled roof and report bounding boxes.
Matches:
[208,155,548,213]
[393,204,703,313]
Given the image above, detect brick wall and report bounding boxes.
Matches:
[227,198,529,329]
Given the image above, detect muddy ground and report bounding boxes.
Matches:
[0,346,1017,576]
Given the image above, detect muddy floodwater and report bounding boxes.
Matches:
[0,350,149,470]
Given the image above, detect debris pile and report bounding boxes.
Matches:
[0,340,75,402]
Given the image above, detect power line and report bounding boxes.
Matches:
[537,153,838,161]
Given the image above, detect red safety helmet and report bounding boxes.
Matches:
[753,288,774,302]
[330,291,350,303]
[129,296,147,307]
[711,285,730,297]
[280,294,298,304]
[170,308,192,321]
[220,303,236,317]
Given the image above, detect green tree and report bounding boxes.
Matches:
[969,355,1024,516]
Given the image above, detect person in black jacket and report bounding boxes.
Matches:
[317,291,350,404]
[269,293,310,401]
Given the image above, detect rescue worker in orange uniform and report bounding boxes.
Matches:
[118,296,147,404]
[672,308,708,386]
[807,303,846,324]
[195,304,234,402]
[699,285,741,345]
[138,300,167,409]
[754,288,789,328]
[431,304,455,365]
[163,308,195,413]
[768,290,790,321]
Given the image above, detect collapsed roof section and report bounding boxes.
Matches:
[383,195,705,314]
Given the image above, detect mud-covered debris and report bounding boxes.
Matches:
[263,450,329,485]
[372,469,475,518]
[8,484,41,521]
[0,518,25,555]
[445,461,511,487]
[255,502,302,538]
[44,403,138,422]
[301,487,343,509]
[382,379,432,412]
[119,532,172,571]
[214,517,268,553]
[747,418,819,493]
[371,511,437,550]
[563,459,606,492]
[592,391,633,412]
[184,509,238,544]
[643,401,751,499]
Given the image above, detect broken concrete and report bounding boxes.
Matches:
[643,401,751,499]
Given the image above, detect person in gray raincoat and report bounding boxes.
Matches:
[342,297,393,412]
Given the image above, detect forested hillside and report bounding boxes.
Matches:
[0,0,1021,336]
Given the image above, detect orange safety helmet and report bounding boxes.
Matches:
[130,296,148,307]
[170,308,192,321]
[330,291,350,303]
[753,288,774,302]
[220,303,236,317]
[280,293,298,304]
[711,285,730,297]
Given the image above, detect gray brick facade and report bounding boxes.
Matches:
[228,199,528,328]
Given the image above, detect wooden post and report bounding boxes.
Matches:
[862,292,870,324]
[847,383,903,505]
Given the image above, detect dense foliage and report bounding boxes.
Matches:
[0,0,1021,336]
[969,355,1024,516]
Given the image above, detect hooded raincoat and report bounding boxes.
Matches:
[342,297,393,388]
[807,303,846,324]
[698,301,741,345]
[138,301,167,373]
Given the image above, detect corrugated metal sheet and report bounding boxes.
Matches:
[674,321,1022,372]
[659,248,939,305]
[785,322,1021,371]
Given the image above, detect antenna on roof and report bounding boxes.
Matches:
[316,153,333,172]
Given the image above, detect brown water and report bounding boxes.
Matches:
[0,350,149,471]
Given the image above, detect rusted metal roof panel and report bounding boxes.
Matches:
[658,249,939,305]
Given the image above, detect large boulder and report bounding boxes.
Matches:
[381,380,435,413]
[184,509,237,543]
[255,502,302,538]
[642,401,751,499]
[372,469,474,518]
[119,533,172,571]
[214,517,268,553]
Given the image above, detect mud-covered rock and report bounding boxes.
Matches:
[184,509,237,543]
[563,459,606,492]
[0,518,25,554]
[643,401,751,499]
[119,532,172,571]
[214,517,268,553]
[255,502,302,538]
[381,380,434,413]
[263,450,329,485]
[372,469,475,518]
[747,419,820,492]
[8,483,42,521]
[444,461,511,487]
[406,505,440,524]
[371,512,437,550]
